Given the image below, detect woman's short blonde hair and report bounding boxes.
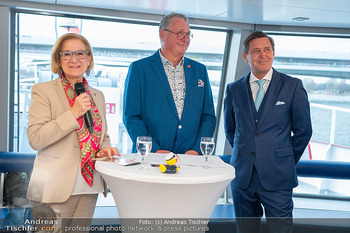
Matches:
[51,33,94,75]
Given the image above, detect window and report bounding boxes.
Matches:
[13,12,227,154]
[270,34,350,198]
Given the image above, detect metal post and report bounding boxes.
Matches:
[0,173,4,207]
[330,109,336,144]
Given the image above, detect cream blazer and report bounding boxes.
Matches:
[26,78,111,203]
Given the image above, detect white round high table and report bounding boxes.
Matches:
[96,154,235,219]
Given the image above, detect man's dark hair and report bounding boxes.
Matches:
[243,31,275,54]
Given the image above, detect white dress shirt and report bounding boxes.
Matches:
[249,68,273,102]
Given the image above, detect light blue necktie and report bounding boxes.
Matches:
[255,79,267,111]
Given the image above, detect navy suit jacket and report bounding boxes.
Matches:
[123,51,216,154]
[224,68,312,191]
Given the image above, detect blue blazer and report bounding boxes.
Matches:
[123,51,216,154]
[224,69,312,191]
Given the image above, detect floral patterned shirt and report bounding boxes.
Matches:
[159,51,186,120]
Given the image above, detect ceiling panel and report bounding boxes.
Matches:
[10,0,350,28]
[56,0,232,17]
[19,0,55,3]
[213,1,350,27]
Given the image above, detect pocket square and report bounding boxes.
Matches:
[198,79,204,87]
[276,101,285,105]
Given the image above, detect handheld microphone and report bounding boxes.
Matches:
[74,82,94,134]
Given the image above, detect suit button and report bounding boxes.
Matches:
[178,125,182,129]
[255,120,258,123]
[251,152,255,156]
[255,133,259,136]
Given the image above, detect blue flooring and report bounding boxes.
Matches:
[2,204,350,219]
[91,203,350,219]
[92,204,236,219]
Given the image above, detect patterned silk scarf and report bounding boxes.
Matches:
[61,74,102,186]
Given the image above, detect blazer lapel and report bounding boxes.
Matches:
[89,88,103,112]
[238,74,255,129]
[257,69,281,128]
[150,52,179,120]
[53,77,71,111]
[181,58,196,120]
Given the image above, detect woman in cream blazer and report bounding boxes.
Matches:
[26,33,119,231]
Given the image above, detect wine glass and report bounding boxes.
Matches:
[136,136,152,170]
[200,137,215,169]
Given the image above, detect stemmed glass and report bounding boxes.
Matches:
[136,136,152,170]
[200,137,215,169]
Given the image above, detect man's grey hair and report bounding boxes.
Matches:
[159,12,188,31]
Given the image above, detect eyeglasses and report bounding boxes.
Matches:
[59,50,89,60]
[164,29,193,40]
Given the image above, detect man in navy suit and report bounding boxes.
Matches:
[123,12,216,155]
[224,31,312,233]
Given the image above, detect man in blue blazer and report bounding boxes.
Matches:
[224,31,312,233]
[123,12,216,155]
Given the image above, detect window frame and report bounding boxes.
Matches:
[9,9,229,153]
